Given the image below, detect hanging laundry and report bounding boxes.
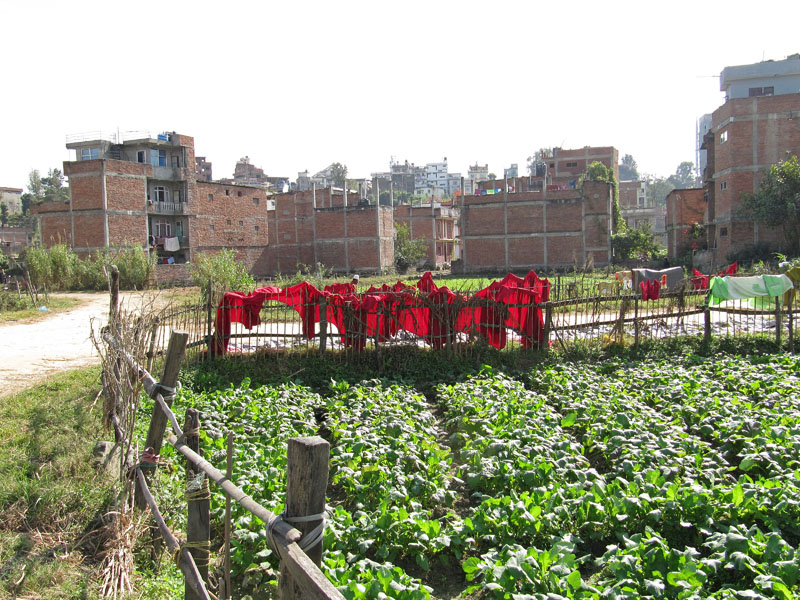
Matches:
[632,267,684,290]
[709,274,794,305]
[163,237,180,251]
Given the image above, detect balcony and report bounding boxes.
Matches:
[148,201,187,214]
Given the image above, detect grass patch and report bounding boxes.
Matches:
[0,366,115,599]
[0,295,82,323]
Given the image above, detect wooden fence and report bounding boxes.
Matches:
[102,327,345,599]
[134,279,797,362]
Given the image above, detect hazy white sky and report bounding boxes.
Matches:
[1,0,798,190]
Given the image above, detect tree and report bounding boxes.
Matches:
[488,173,497,180]
[741,155,800,254]
[394,222,428,273]
[641,174,675,207]
[612,222,663,261]
[526,148,554,175]
[27,169,44,202]
[42,168,69,203]
[0,203,7,227]
[20,193,34,215]
[667,161,697,189]
[618,154,639,181]
[329,163,347,188]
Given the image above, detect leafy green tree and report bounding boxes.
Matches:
[667,161,697,189]
[741,155,800,254]
[618,154,639,181]
[329,163,348,188]
[394,222,428,273]
[20,193,33,216]
[41,168,69,203]
[0,203,7,227]
[641,174,675,206]
[612,222,663,261]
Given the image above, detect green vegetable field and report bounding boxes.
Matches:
[164,353,800,599]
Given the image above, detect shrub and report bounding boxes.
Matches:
[96,245,155,290]
[190,249,255,302]
[394,222,428,273]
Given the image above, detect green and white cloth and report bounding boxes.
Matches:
[709,274,794,305]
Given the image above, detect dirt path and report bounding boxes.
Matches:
[0,292,144,398]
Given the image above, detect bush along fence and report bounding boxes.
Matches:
[96,268,344,599]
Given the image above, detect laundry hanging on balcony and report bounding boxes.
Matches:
[163,237,180,251]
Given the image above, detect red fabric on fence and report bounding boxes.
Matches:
[213,271,552,354]
[639,279,661,301]
[692,263,738,290]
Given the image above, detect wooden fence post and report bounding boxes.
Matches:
[278,436,330,599]
[206,278,213,361]
[704,306,711,346]
[775,296,782,347]
[185,409,210,600]
[318,298,327,354]
[633,297,639,348]
[789,302,794,353]
[135,330,189,510]
[543,304,552,351]
[224,432,234,600]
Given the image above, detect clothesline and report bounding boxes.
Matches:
[213,271,550,355]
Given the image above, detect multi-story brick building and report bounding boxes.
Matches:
[529,146,619,188]
[34,132,270,282]
[700,54,800,264]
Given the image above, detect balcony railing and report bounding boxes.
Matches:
[148,201,187,214]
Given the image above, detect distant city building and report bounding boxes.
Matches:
[503,163,519,179]
[465,163,489,195]
[195,156,213,182]
[0,187,23,215]
[619,180,666,245]
[696,114,712,177]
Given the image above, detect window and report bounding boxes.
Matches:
[226,219,231,225]
[237,191,242,197]
[150,149,166,167]
[137,151,145,163]
[208,193,213,201]
[176,221,183,238]
[720,227,728,237]
[253,197,260,205]
[209,224,214,231]
[254,225,260,232]
[565,161,578,168]
[748,86,775,97]
[153,186,167,202]
[153,219,171,237]
[174,189,181,203]
[171,155,180,168]
[225,189,230,196]
[238,220,243,226]
[720,181,728,191]
[720,130,728,143]
[81,147,99,160]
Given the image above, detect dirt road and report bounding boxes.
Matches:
[0,292,141,397]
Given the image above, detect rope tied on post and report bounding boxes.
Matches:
[171,541,212,568]
[150,381,181,402]
[185,474,211,503]
[266,509,328,554]
[135,447,160,471]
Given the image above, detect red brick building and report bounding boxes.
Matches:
[700,55,800,264]
[34,132,271,281]
[619,180,667,245]
[458,180,614,272]
[665,188,706,259]
[393,204,459,267]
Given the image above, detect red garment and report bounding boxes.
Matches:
[639,279,661,301]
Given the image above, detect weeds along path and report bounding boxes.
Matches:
[0,291,151,398]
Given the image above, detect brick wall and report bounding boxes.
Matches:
[666,188,706,259]
[459,181,612,272]
[267,189,393,274]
